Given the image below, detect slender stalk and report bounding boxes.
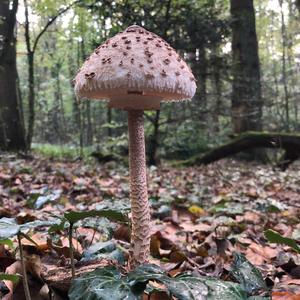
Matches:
[127,110,150,269]
[69,223,75,279]
[17,234,31,300]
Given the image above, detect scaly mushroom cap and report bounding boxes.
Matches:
[74,25,197,110]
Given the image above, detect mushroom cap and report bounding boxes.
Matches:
[74,25,197,110]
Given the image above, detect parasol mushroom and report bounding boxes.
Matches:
[74,25,196,269]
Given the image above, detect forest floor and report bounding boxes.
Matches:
[0,154,300,299]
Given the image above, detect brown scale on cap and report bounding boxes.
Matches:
[124,40,131,44]
[85,72,95,79]
[145,50,153,57]
[131,58,134,64]
[163,58,170,65]
[161,69,167,77]
[147,59,153,64]
[143,41,148,45]
[112,43,118,48]
[119,60,123,67]
[139,64,143,68]
[123,51,128,56]
[126,46,132,50]
[127,27,137,33]
[145,73,154,79]
[175,71,180,76]
[121,36,127,40]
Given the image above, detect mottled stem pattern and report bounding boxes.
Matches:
[128,110,150,269]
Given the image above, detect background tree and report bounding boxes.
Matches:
[11,0,300,161]
[230,0,263,134]
[0,0,26,150]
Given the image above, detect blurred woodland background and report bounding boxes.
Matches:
[1,0,300,164]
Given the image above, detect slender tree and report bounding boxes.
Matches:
[0,0,26,150]
[23,0,81,149]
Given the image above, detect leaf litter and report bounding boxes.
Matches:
[0,155,299,299]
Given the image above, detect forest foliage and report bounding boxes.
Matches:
[5,0,298,161]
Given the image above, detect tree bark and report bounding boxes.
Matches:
[0,0,26,150]
[230,0,263,133]
[148,110,160,166]
[127,110,150,269]
[279,0,290,131]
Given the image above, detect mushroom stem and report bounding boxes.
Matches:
[127,109,150,269]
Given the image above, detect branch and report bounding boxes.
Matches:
[32,0,82,53]
[24,0,32,54]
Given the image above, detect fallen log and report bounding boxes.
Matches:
[186,131,300,170]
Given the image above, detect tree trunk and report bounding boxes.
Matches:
[279,0,290,131]
[69,40,83,156]
[0,0,26,150]
[188,131,300,170]
[148,110,160,166]
[230,0,263,133]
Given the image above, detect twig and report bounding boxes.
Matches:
[17,234,31,300]
[69,223,75,279]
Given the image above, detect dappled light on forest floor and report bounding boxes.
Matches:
[0,155,300,298]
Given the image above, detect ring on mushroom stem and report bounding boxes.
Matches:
[74,24,196,270]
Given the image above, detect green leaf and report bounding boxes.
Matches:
[264,229,300,254]
[48,218,67,233]
[162,275,209,300]
[64,209,128,224]
[81,241,125,264]
[0,239,14,249]
[0,218,20,239]
[20,219,61,231]
[0,273,20,283]
[69,264,249,300]
[203,277,248,300]
[231,253,267,294]
[0,217,61,240]
[34,189,62,209]
[69,266,142,300]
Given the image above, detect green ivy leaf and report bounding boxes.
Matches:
[264,229,300,254]
[0,217,61,240]
[64,209,128,224]
[69,266,142,300]
[0,218,20,239]
[231,253,267,294]
[69,264,250,300]
[81,241,125,264]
